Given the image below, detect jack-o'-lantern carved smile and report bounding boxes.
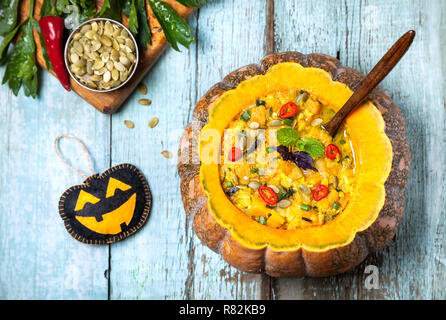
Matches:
[73,178,136,235]
[59,164,152,245]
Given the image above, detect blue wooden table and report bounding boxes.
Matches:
[0,0,445,299]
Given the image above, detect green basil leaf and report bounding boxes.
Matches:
[299,137,325,158]
[276,128,300,147]
[2,19,39,98]
[136,0,151,49]
[149,0,194,51]
[0,0,20,35]
[98,0,122,22]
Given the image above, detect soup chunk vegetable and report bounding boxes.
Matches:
[220,89,356,229]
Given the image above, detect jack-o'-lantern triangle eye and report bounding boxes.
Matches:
[74,190,101,211]
[106,177,132,198]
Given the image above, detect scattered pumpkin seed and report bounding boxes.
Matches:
[124,120,134,128]
[138,98,152,106]
[161,150,172,158]
[138,83,148,95]
[148,117,159,128]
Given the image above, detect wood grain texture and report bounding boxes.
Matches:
[273,0,446,299]
[0,71,110,299]
[108,0,269,300]
[20,0,194,114]
[0,0,444,299]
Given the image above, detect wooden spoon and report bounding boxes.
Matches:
[323,30,416,137]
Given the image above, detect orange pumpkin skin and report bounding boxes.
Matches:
[178,52,410,277]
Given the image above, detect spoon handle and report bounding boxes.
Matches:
[324,30,416,137]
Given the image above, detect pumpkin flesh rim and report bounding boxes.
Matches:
[199,63,393,252]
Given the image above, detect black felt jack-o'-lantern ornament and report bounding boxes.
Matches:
[56,135,152,244]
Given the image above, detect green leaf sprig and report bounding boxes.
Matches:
[98,0,122,22]
[176,0,210,8]
[149,0,194,51]
[2,0,39,98]
[276,128,325,158]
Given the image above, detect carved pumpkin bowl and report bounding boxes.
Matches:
[178,52,410,277]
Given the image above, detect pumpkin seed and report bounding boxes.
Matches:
[268,120,282,127]
[124,120,134,128]
[138,83,147,95]
[138,99,152,106]
[311,118,323,126]
[85,30,96,40]
[248,181,261,190]
[103,71,111,83]
[111,69,119,81]
[119,56,130,67]
[119,71,128,82]
[70,53,79,64]
[93,59,105,70]
[94,67,107,75]
[91,21,98,32]
[148,117,159,128]
[161,150,172,159]
[268,185,280,194]
[91,40,101,51]
[73,32,82,40]
[86,61,93,75]
[73,58,86,67]
[106,60,114,71]
[277,199,291,208]
[80,24,91,34]
[114,61,126,72]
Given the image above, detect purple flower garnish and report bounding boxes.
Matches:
[276,145,317,171]
[276,145,294,161]
[293,151,317,171]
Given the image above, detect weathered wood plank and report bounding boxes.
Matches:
[274,0,445,299]
[185,0,270,299]
[107,11,198,298]
[0,72,110,299]
[108,0,269,299]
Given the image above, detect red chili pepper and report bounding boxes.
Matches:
[39,16,71,91]
[325,144,340,159]
[313,184,329,201]
[279,102,298,119]
[258,186,278,205]
[228,147,242,162]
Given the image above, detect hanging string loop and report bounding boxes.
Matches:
[54,134,94,179]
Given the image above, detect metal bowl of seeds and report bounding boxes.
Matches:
[64,18,139,92]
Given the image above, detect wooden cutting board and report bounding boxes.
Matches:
[19,0,194,114]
